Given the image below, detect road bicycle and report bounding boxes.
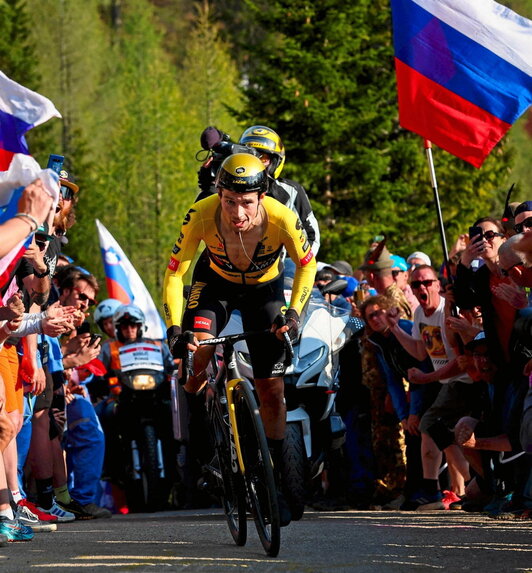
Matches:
[182,329,292,557]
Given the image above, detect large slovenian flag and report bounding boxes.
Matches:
[96,219,165,340]
[391,0,532,168]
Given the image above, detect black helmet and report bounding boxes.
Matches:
[238,125,285,178]
[215,153,268,195]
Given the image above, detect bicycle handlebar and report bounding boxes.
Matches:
[178,328,294,385]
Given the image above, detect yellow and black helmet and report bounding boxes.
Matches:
[215,153,268,195]
[238,125,286,179]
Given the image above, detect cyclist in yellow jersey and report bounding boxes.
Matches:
[163,154,316,525]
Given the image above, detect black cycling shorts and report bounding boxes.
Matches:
[182,261,287,378]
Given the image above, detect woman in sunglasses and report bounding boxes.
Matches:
[455,217,517,373]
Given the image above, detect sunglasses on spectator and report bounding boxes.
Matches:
[73,287,96,307]
[411,279,437,289]
[60,184,75,201]
[481,230,504,241]
[391,270,405,278]
[366,308,385,321]
[514,216,532,234]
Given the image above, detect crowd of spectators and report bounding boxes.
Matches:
[0,171,111,544]
[315,202,532,519]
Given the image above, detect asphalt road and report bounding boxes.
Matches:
[0,508,530,572]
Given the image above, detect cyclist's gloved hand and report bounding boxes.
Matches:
[284,308,300,342]
[273,309,300,343]
[167,326,195,359]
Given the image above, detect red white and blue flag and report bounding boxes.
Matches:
[0,72,61,294]
[391,0,532,167]
[96,219,165,340]
[0,70,61,170]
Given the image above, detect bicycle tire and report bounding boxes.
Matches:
[233,379,280,557]
[209,390,247,546]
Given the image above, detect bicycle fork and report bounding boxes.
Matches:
[225,377,247,475]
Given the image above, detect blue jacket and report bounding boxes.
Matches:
[368,320,433,422]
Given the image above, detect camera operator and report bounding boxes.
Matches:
[196,125,320,256]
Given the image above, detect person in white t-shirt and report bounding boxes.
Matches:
[386,265,478,510]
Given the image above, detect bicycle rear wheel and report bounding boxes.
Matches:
[210,392,247,546]
[233,379,280,557]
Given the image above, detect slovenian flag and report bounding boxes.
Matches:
[391,0,532,168]
[96,219,165,340]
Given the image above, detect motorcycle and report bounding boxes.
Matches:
[106,340,177,512]
[221,277,360,520]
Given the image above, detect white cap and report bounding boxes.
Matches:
[406,251,431,266]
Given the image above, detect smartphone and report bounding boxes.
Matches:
[89,333,102,346]
[468,226,483,241]
[47,154,64,175]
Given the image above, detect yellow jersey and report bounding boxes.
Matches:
[163,194,316,327]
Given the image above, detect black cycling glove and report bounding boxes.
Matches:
[167,326,194,359]
[273,309,300,343]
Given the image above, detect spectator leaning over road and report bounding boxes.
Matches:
[386,265,477,510]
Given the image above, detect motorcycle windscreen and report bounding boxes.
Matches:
[118,342,165,372]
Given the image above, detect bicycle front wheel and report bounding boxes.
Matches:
[210,392,247,546]
[233,379,280,557]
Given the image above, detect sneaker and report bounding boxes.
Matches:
[15,503,57,533]
[0,516,34,542]
[482,493,513,517]
[81,503,112,519]
[442,490,462,510]
[401,490,444,511]
[37,501,76,523]
[18,499,58,522]
[55,499,94,520]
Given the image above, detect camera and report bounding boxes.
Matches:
[197,128,261,193]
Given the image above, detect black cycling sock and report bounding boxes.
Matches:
[36,477,54,510]
[267,437,284,484]
[422,478,439,494]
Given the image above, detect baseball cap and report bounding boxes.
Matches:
[407,251,432,266]
[390,255,408,272]
[465,331,487,351]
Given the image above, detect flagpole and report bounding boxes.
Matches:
[423,139,460,323]
[423,139,451,271]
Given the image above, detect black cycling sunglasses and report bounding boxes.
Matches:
[514,216,532,234]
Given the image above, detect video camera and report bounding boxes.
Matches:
[197,126,261,193]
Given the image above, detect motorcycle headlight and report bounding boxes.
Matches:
[131,374,157,390]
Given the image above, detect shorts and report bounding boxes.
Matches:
[183,262,287,379]
[0,345,22,414]
[34,368,54,412]
[419,380,480,442]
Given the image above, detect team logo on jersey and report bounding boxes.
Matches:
[172,245,181,255]
[295,219,302,230]
[300,250,313,266]
[167,258,179,271]
[187,282,206,309]
[163,303,170,320]
[194,316,212,331]
[182,208,196,226]
[177,232,184,244]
